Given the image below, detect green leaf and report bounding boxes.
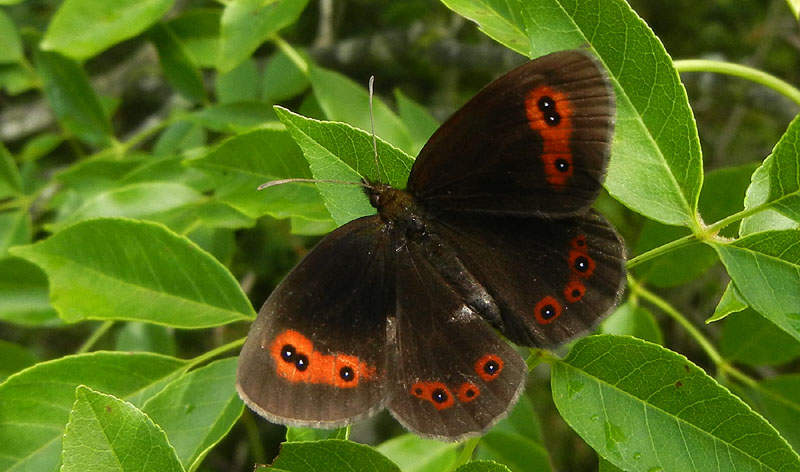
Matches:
[439,0,528,56]
[275,107,415,225]
[19,133,64,162]
[0,141,23,198]
[0,340,38,382]
[707,282,748,323]
[216,57,260,104]
[0,209,31,257]
[599,301,663,344]
[189,127,330,223]
[751,375,800,452]
[142,358,243,471]
[0,62,38,95]
[0,351,186,472]
[285,427,348,442]
[485,392,542,442]
[0,9,23,64]
[700,163,760,237]
[63,386,184,472]
[712,230,800,342]
[271,439,400,471]
[721,309,800,366]
[449,0,702,227]
[787,0,800,20]
[395,89,439,156]
[262,50,309,103]
[34,50,112,147]
[310,65,416,155]
[150,22,207,103]
[53,182,205,230]
[475,430,552,472]
[217,0,309,73]
[115,322,176,355]
[741,155,799,235]
[375,435,458,472]
[154,121,207,155]
[166,8,220,68]
[190,102,277,133]
[552,335,800,472]
[763,114,800,222]
[10,218,255,328]
[56,156,148,197]
[0,257,59,326]
[41,0,176,60]
[455,461,513,472]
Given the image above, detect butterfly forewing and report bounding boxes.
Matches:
[236,217,395,428]
[409,50,614,217]
[388,243,527,440]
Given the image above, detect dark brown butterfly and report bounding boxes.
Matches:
[236,50,626,440]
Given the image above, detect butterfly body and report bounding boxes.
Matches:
[237,50,626,440]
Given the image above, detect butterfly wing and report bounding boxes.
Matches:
[430,210,626,348]
[387,239,527,440]
[236,216,395,428]
[408,50,614,217]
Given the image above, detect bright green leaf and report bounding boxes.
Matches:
[150,22,207,103]
[485,393,542,443]
[19,133,64,162]
[0,257,59,326]
[600,301,663,344]
[395,89,439,156]
[741,155,799,235]
[713,230,800,342]
[721,309,800,366]
[552,335,800,472]
[62,386,184,472]
[275,106,415,225]
[271,439,400,471]
[476,430,552,472]
[707,282,748,323]
[787,0,800,20]
[751,375,800,452]
[142,358,243,471]
[34,50,112,147]
[262,50,309,103]
[439,0,528,56]
[0,141,23,198]
[41,0,176,60]
[217,0,309,73]
[0,209,30,257]
[154,121,207,155]
[190,102,276,133]
[10,218,255,328]
[167,8,220,68]
[455,461,513,472]
[0,62,38,95]
[216,58,260,103]
[375,435,457,472]
[310,65,416,155]
[764,114,800,222]
[285,427,348,442]
[0,10,23,64]
[0,352,186,472]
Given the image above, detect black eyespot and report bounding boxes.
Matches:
[294,354,309,371]
[574,256,589,272]
[465,388,476,398]
[572,289,581,298]
[555,158,569,172]
[484,360,500,375]
[545,112,561,126]
[540,304,557,319]
[537,95,555,111]
[280,344,296,363]
[339,366,354,382]
[432,388,448,404]
[414,387,423,395]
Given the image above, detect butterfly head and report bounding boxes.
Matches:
[365,183,426,237]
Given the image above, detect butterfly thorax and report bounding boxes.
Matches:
[366,183,426,237]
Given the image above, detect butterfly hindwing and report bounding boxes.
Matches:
[409,50,614,217]
[387,240,527,440]
[431,210,626,348]
[236,216,395,428]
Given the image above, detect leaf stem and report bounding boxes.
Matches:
[629,275,724,366]
[185,336,246,370]
[77,320,114,354]
[453,437,480,469]
[626,232,700,269]
[674,59,800,106]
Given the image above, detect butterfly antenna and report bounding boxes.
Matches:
[258,178,369,191]
[368,75,382,182]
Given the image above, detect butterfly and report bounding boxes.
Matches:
[236,49,626,441]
